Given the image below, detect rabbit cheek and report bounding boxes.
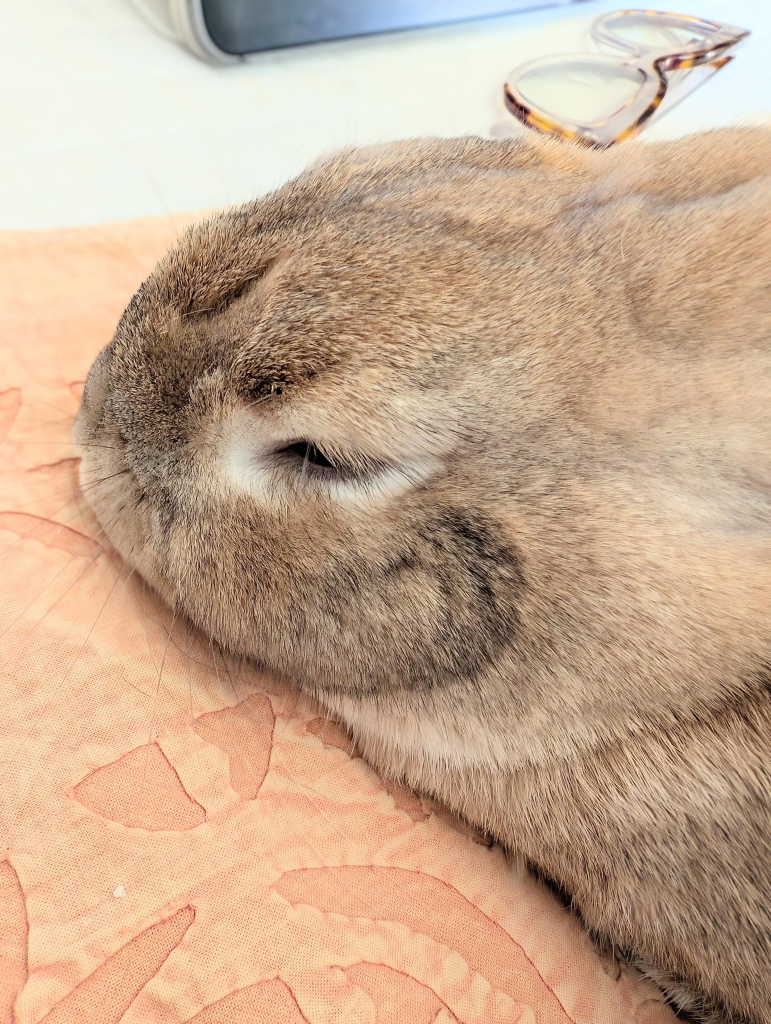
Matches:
[307,506,525,694]
[388,507,525,689]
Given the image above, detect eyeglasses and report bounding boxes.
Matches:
[503,9,750,148]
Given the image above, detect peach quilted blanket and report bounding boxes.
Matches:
[0,218,675,1024]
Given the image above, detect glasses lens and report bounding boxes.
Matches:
[601,14,715,53]
[516,60,644,125]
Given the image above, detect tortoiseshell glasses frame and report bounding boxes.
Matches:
[504,10,750,149]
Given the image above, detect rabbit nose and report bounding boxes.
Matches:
[73,344,113,449]
[79,344,111,421]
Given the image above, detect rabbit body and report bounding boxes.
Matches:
[75,129,771,1022]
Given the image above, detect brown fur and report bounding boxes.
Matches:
[74,128,771,1022]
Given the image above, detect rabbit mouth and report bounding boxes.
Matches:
[74,441,168,591]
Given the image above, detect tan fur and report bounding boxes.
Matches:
[74,128,771,1022]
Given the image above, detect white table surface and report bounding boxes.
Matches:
[3,0,770,230]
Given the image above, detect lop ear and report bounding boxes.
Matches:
[607,127,771,203]
[618,158,771,350]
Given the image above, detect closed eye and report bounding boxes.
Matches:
[276,440,336,471]
[271,439,388,483]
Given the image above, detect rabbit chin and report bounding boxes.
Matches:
[313,684,521,776]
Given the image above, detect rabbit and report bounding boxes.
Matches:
[73,126,771,1023]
